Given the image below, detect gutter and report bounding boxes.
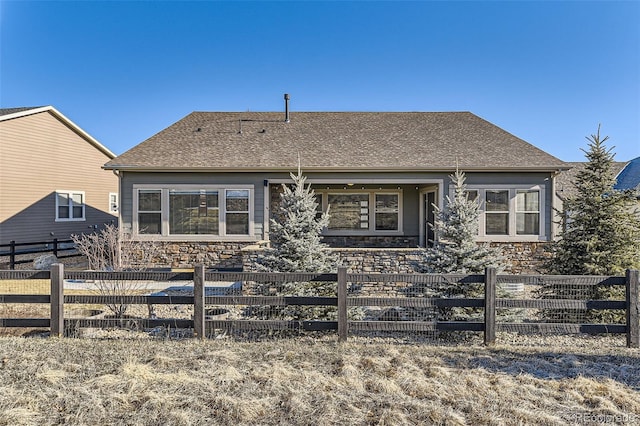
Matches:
[102,165,572,173]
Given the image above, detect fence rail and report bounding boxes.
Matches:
[0,239,80,269]
[0,265,638,347]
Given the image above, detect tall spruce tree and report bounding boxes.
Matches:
[547,127,640,275]
[420,170,505,322]
[258,167,335,273]
[423,169,503,274]
[256,167,340,320]
[541,127,640,324]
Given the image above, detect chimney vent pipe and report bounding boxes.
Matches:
[284,93,290,123]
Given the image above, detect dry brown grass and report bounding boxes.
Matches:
[0,334,638,425]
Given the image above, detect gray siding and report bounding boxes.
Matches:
[120,170,555,244]
[120,172,267,239]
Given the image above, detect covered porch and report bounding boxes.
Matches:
[265,178,444,248]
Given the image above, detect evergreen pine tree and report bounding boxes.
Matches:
[542,127,640,323]
[258,167,335,273]
[423,169,503,274]
[547,127,640,275]
[420,169,505,321]
[256,167,340,320]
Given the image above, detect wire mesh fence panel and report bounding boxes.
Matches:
[493,275,628,343]
[62,271,196,338]
[0,273,51,336]
[347,274,479,341]
[205,276,339,339]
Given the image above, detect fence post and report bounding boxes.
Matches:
[50,263,64,338]
[484,267,496,346]
[53,238,58,257]
[337,266,348,342]
[9,241,15,270]
[626,269,639,348]
[193,264,205,340]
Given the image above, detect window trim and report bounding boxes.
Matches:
[459,185,546,242]
[515,190,541,236]
[55,190,85,222]
[224,189,251,236]
[132,184,255,241]
[109,192,119,214]
[316,189,403,236]
[168,189,220,236]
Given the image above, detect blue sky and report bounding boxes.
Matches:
[1,1,638,161]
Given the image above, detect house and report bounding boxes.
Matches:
[0,106,119,245]
[614,156,640,194]
[105,99,568,273]
[556,158,640,200]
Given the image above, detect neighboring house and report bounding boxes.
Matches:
[556,158,640,203]
[0,106,119,245]
[614,156,640,195]
[104,100,568,273]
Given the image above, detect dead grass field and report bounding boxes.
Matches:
[0,334,638,425]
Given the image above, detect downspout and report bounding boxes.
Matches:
[112,169,123,269]
[550,169,561,240]
[263,179,270,242]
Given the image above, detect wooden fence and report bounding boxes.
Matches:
[0,265,638,347]
[0,239,79,269]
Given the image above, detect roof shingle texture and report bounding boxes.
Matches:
[105,112,566,171]
[0,107,44,117]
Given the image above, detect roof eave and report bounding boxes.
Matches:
[1,106,117,159]
[103,165,570,173]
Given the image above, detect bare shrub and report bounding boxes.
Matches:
[71,224,160,317]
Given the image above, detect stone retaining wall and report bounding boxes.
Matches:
[144,240,551,274]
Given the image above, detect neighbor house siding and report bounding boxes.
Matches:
[0,111,118,244]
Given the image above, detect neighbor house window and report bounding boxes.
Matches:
[169,190,219,235]
[134,185,253,238]
[56,191,85,221]
[138,189,162,234]
[462,186,545,240]
[109,193,119,214]
[318,190,402,234]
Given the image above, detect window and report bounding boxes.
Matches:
[461,186,545,240]
[516,190,540,235]
[485,190,509,235]
[375,193,399,231]
[169,190,218,235]
[109,193,119,214]
[225,189,249,235]
[138,190,162,234]
[318,190,402,234]
[327,193,369,230]
[56,191,85,221]
[134,186,253,238]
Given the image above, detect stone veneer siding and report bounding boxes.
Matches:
[241,242,551,295]
[150,242,254,270]
[491,242,552,274]
[243,243,551,274]
[143,240,551,274]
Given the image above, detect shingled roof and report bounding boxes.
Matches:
[555,161,629,200]
[104,112,567,172]
[0,106,45,117]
